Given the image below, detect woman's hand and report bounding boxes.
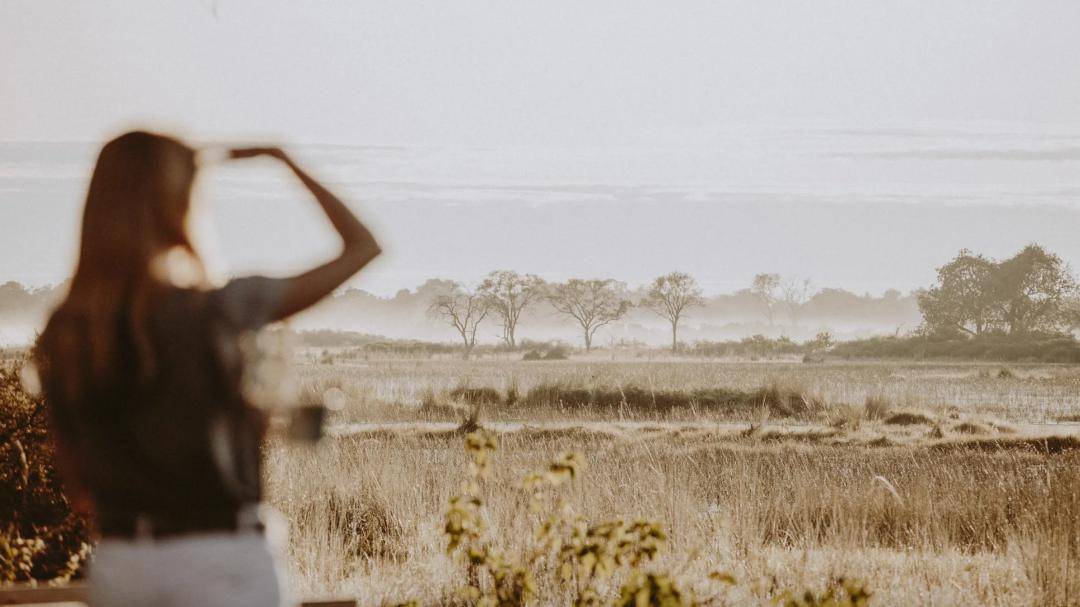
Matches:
[224,143,381,322]
[230,147,289,162]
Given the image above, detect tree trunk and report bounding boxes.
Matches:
[671,321,678,354]
[583,329,592,352]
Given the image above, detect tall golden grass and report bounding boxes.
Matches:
[299,357,1080,423]
[267,357,1080,606]
[5,354,1079,604]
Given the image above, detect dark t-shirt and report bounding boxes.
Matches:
[44,277,282,528]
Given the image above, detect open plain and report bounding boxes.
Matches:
[267,354,1080,606]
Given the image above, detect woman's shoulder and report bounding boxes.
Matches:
[202,276,285,332]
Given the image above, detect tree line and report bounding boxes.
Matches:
[0,276,922,348]
[427,243,1080,358]
[428,271,705,356]
[20,244,1068,353]
[425,271,829,356]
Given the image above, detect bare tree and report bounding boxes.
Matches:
[546,279,630,352]
[427,282,490,359]
[750,273,781,326]
[780,277,813,326]
[643,272,704,353]
[477,270,544,348]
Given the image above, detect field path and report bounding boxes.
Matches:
[333,419,1080,438]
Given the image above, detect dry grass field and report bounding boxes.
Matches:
[264,355,1080,606]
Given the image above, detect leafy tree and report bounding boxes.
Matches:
[642,272,704,353]
[918,250,996,336]
[750,273,781,326]
[546,279,630,352]
[427,283,490,359]
[992,245,1077,334]
[0,362,90,582]
[918,245,1078,336]
[477,271,544,348]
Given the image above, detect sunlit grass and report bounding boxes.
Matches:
[265,356,1080,606]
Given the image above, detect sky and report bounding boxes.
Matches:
[6,0,1080,144]
[4,1,1080,296]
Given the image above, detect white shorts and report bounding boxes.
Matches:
[89,508,289,607]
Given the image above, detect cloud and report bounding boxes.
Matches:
[834,147,1080,162]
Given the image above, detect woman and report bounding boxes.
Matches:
[34,131,380,605]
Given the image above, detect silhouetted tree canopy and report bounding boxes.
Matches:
[477,271,544,348]
[919,245,1078,336]
[426,282,490,359]
[750,273,781,326]
[546,279,630,351]
[643,272,703,353]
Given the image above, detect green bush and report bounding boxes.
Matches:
[0,361,90,582]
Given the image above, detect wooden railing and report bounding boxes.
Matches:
[0,583,357,606]
[0,584,88,605]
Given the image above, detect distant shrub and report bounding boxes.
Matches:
[831,333,1080,363]
[755,380,826,417]
[996,367,1018,379]
[863,395,892,420]
[951,421,990,435]
[419,388,477,422]
[689,335,808,359]
[883,411,934,426]
[515,382,824,418]
[448,385,503,405]
[504,378,521,406]
[290,329,382,348]
[363,340,456,358]
[543,345,569,360]
[521,343,570,361]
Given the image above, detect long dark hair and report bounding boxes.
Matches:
[36,131,205,402]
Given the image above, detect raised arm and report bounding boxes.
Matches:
[230,147,381,321]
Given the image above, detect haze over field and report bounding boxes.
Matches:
[4,133,1080,298]
[4,0,1080,337]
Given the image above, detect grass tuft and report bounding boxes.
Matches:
[884,411,935,426]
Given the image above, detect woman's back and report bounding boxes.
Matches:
[41,278,280,532]
[35,132,380,606]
